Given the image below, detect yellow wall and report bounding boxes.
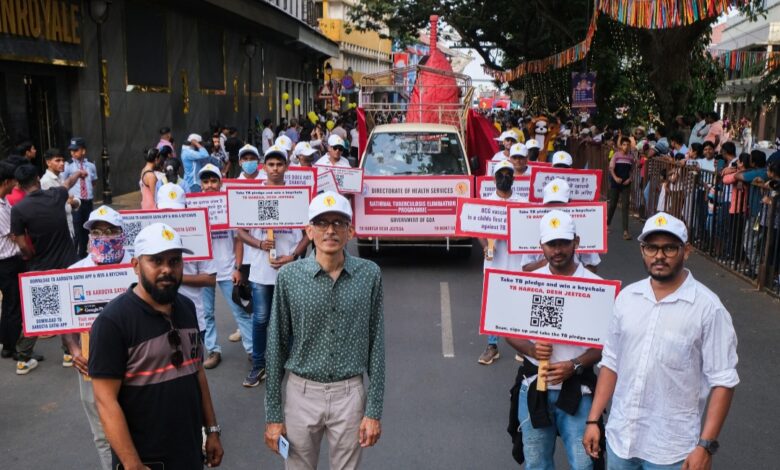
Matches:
[318,19,391,54]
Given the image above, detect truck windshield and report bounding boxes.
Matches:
[362,132,468,176]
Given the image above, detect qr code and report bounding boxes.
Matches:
[124,222,144,245]
[530,295,565,329]
[31,285,60,317]
[257,200,280,221]
[333,173,345,188]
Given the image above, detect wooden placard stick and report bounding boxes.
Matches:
[536,359,548,391]
[267,230,276,261]
[80,331,91,382]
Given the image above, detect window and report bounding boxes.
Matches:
[198,23,225,93]
[124,1,169,91]
[363,132,468,176]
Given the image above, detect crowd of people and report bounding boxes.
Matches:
[0,105,767,470]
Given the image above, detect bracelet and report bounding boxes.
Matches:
[585,420,599,425]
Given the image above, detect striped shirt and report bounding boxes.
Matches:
[0,197,21,259]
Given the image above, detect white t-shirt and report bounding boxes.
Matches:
[519,252,601,270]
[248,228,303,285]
[350,128,359,148]
[314,155,351,168]
[69,252,132,268]
[491,151,509,161]
[522,262,603,391]
[211,230,237,282]
[483,191,526,272]
[262,127,275,153]
[179,260,217,331]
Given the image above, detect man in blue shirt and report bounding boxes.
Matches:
[63,137,97,258]
[181,133,211,193]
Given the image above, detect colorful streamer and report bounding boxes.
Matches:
[711,49,780,79]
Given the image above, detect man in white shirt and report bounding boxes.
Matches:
[261,119,275,153]
[508,143,531,176]
[40,148,84,239]
[237,145,310,387]
[478,161,526,366]
[492,130,519,161]
[507,210,603,470]
[315,135,351,168]
[584,212,738,469]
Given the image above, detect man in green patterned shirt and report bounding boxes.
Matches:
[264,191,385,469]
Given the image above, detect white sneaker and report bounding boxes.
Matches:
[228,329,241,342]
[16,358,39,375]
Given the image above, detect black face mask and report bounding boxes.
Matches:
[495,173,514,192]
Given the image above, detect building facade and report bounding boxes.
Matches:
[0,0,338,197]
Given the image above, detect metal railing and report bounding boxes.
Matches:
[581,143,780,298]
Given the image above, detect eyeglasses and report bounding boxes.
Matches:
[640,243,683,258]
[311,219,350,232]
[165,317,184,368]
[89,227,123,237]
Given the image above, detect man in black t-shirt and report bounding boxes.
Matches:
[89,223,224,470]
[10,164,79,373]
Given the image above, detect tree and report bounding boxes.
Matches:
[350,0,764,126]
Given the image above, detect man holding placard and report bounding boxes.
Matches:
[507,210,603,470]
[238,145,310,388]
[583,213,738,469]
[89,223,224,469]
[62,205,130,470]
[520,179,601,274]
[315,135,352,168]
[478,160,526,366]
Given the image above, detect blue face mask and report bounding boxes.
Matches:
[241,160,258,175]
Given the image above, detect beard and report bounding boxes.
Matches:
[645,260,683,282]
[139,271,181,305]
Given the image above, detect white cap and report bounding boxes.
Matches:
[638,212,688,243]
[525,139,541,150]
[543,178,570,204]
[539,210,576,244]
[275,135,293,152]
[308,191,353,221]
[264,145,288,162]
[551,151,573,167]
[198,163,222,180]
[84,205,123,230]
[509,143,528,158]
[493,160,515,176]
[238,144,260,159]
[156,182,186,209]
[133,222,194,257]
[327,134,346,149]
[187,133,202,143]
[294,141,318,157]
[495,130,518,142]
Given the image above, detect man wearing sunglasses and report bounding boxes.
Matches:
[315,134,352,168]
[89,223,224,470]
[584,212,738,470]
[264,191,385,469]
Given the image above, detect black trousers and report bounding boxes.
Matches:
[0,256,24,352]
[72,198,93,258]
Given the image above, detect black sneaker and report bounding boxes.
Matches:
[1,349,13,359]
[242,367,266,387]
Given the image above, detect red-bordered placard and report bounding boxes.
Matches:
[185,192,229,231]
[279,166,318,195]
[528,167,602,202]
[119,208,214,261]
[455,198,510,239]
[475,175,531,200]
[353,175,474,237]
[507,202,608,254]
[222,177,265,190]
[19,264,135,336]
[527,160,553,167]
[480,269,621,349]
[226,186,311,229]
[316,169,339,194]
[316,165,364,194]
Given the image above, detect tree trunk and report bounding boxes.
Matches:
[637,21,712,125]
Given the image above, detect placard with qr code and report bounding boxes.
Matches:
[315,165,364,194]
[19,265,135,336]
[226,186,311,229]
[480,269,621,348]
[119,208,213,261]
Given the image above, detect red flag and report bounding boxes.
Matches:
[466,109,500,176]
[357,107,368,161]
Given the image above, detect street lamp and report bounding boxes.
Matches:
[244,37,256,144]
[89,0,111,203]
[324,62,333,111]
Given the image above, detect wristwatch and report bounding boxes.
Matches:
[571,358,584,375]
[697,439,719,455]
[206,425,222,436]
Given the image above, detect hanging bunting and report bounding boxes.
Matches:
[711,48,780,80]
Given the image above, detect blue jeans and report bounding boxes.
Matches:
[606,443,683,470]
[202,280,254,354]
[518,383,593,470]
[487,335,499,346]
[251,282,274,369]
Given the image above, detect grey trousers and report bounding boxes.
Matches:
[79,375,113,470]
[284,373,365,470]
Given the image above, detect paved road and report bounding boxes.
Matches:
[1,217,778,469]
